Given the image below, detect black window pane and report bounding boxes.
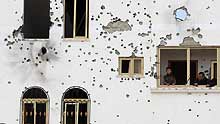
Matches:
[66,104,76,124]
[64,0,74,38]
[36,103,46,124]
[24,103,34,124]
[23,88,47,99]
[75,0,86,37]
[121,60,130,73]
[78,103,87,124]
[64,88,88,99]
[23,0,50,39]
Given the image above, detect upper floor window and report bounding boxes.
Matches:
[119,57,144,77]
[157,46,219,88]
[21,87,49,124]
[64,0,89,39]
[61,87,90,124]
[22,0,50,39]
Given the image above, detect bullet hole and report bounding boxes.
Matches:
[41,47,47,55]
[8,81,12,84]
[101,5,105,10]
[174,6,190,21]
[126,94,130,98]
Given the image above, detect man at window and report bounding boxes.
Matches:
[193,72,209,86]
[163,67,176,85]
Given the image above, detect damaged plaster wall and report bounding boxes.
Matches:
[0,0,220,124]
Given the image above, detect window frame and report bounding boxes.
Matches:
[21,87,49,124]
[211,61,217,79]
[63,0,89,40]
[61,87,90,124]
[119,57,144,77]
[157,46,220,88]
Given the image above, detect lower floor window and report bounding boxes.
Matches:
[23,101,48,124]
[64,101,88,124]
[62,87,90,124]
[22,87,49,124]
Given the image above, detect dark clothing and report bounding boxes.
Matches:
[163,74,176,85]
[194,78,209,85]
[207,78,217,87]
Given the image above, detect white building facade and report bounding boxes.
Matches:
[0,0,220,124]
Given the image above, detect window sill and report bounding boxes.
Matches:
[117,75,145,78]
[62,38,90,42]
[151,87,220,93]
[23,38,49,41]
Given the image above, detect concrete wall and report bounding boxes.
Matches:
[1,0,220,124]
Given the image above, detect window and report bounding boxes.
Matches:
[119,57,144,77]
[64,0,89,39]
[61,87,90,124]
[158,46,218,87]
[22,0,50,39]
[21,87,49,124]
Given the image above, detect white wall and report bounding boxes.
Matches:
[1,0,220,124]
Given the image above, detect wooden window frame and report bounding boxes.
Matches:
[22,99,49,124]
[211,61,217,79]
[63,0,89,40]
[157,46,220,88]
[62,99,90,124]
[119,57,144,77]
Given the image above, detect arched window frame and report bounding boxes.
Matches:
[20,86,49,124]
[61,86,90,124]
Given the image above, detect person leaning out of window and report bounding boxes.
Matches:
[193,72,217,87]
[163,67,176,86]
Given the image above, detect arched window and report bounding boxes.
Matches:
[22,0,50,39]
[61,87,90,124]
[21,87,49,124]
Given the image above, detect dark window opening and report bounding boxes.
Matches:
[64,0,89,38]
[64,0,74,38]
[78,103,88,124]
[134,59,142,74]
[62,88,89,124]
[121,60,130,73]
[65,104,76,124]
[22,87,48,124]
[36,103,46,124]
[168,60,198,85]
[22,0,50,39]
[23,88,47,99]
[24,103,34,124]
[213,63,217,79]
[75,0,86,36]
[63,88,88,99]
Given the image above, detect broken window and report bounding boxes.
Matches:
[158,47,218,87]
[119,57,144,77]
[62,87,90,124]
[173,6,189,21]
[64,0,89,39]
[22,87,49,124]
[22,0,50,39]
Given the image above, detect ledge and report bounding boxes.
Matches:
[151,87,220,93]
